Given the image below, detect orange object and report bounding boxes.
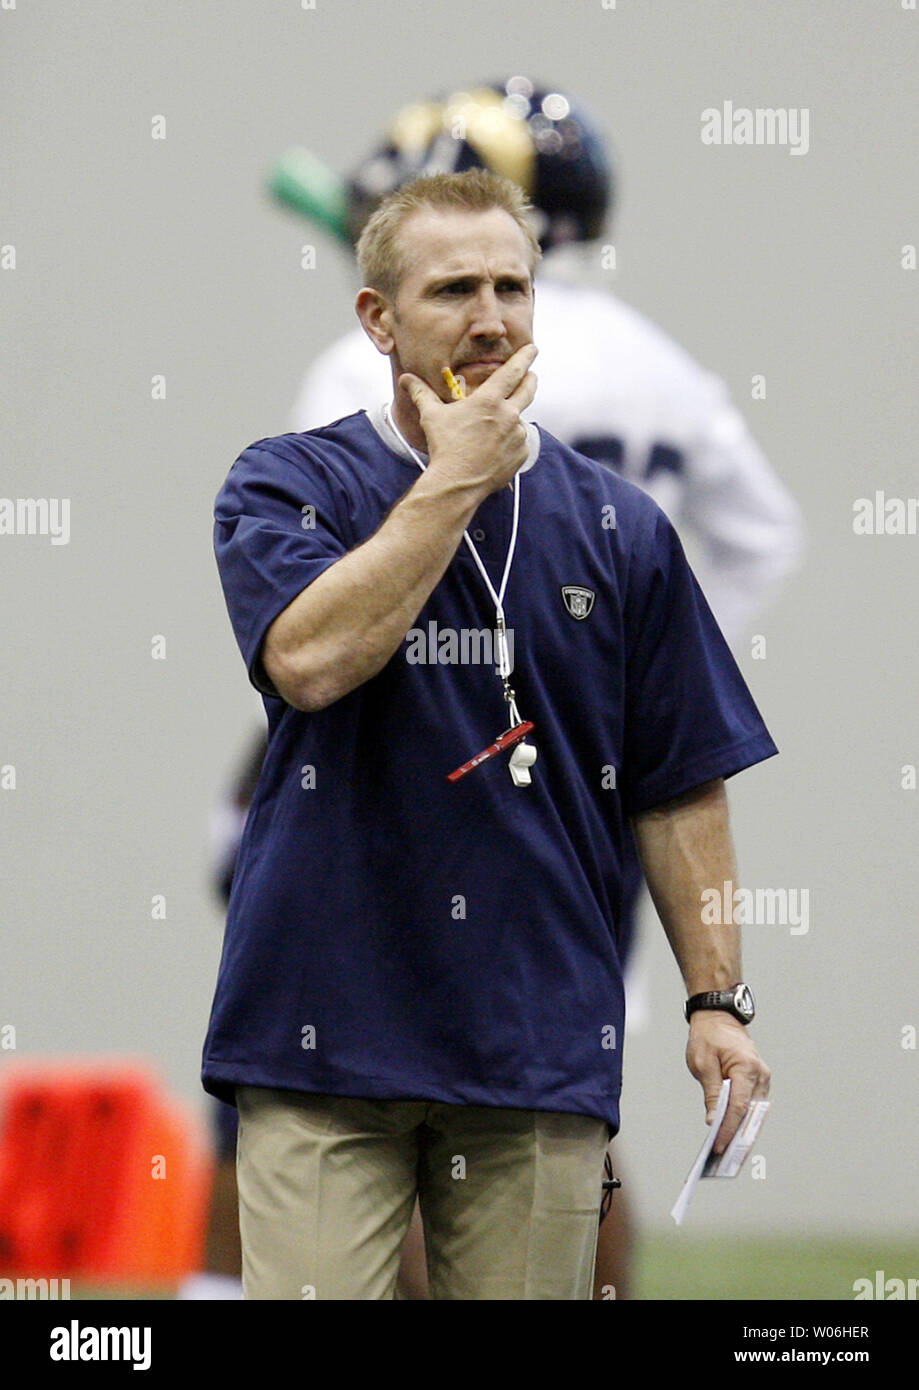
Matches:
[442,366,466,399]
[0,1061,213,1285]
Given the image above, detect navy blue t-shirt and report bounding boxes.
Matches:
[202,412,777,1134]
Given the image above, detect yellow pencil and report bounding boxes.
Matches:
[442,367,466,400]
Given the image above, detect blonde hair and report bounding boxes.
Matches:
[356,169,542,300]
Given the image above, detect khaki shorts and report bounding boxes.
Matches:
[235,1086,609,1301]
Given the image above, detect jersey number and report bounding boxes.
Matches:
[571,436,685,480]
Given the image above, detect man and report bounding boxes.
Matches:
[202,169,773,1300]
[188,83,800,1304]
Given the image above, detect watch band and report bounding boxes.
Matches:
[684,983,755,1025]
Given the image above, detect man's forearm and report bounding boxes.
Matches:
[262,463,490,711]
[630,778,741,994]
[632,777,770,1148]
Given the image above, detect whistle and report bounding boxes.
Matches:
[508,739,538,787]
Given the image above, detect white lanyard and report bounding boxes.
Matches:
[384,402,537,785]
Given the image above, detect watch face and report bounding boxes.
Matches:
[734,984,755,1021]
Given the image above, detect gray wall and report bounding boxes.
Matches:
[2,0,917,1238]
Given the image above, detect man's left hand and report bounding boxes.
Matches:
[686,1013,771,1153]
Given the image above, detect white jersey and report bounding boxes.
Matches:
[290,273,803,644]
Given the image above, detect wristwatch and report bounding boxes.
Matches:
[684,982,755,1025]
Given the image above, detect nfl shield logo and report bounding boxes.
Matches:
[561,585,595,620]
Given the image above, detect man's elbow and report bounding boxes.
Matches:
[261,627,381,712]
[261,636,335,713]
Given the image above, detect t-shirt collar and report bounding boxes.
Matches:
[367,402,540,474]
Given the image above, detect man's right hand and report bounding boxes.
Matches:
[261,343,538,713]
[398,342,538,499]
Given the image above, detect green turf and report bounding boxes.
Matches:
[634,1235,919,1301]
[55,1236,919,1300]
